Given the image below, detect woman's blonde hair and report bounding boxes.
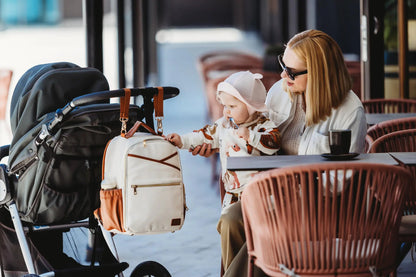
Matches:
[287,29,352,125]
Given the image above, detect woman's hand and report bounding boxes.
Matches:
[190,143,218,157]
[236,127,250,142]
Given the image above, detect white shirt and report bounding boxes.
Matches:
[266,79,367,154]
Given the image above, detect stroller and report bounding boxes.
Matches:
[0,62,179,277]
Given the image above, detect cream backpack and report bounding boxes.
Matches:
[95,89,186,235]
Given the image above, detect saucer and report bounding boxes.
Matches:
[321,152,359,161]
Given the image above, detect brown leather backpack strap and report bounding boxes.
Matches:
[120,88,131,137]
[154,87,164,118]
[154,87,164,135]
[125,121,158,138]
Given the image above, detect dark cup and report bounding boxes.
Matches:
[329,129,351,155]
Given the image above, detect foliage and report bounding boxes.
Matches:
[384,0,416,50]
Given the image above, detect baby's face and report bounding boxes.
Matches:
[218,92,249,125]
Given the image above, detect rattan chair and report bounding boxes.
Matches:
[365,117,416,151]
[368,129,416,266]
[0,69,13,121]
[345,60,362,100]
[368,129,416,154]
[368,129,416,206]
[197,50,263,85]
[0,69,13,146]
[368,129,416,223]
[362,98,416,113]
[241,162,411,277]
[197,50,280,122]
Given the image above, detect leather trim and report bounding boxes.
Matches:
[128,152,180,171]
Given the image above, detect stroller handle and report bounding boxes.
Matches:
[70,86,179,108]
[35,86,179,146]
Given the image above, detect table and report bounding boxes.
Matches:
[389,152,416,165]
[365,113,416,126]
[227,153,399,171]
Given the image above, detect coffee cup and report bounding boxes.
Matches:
[329,129,351,155]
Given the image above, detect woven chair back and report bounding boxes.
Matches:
[369,129,416,213]
[365,117,416,151]
[362,98,416,113]
[242,162,411,276]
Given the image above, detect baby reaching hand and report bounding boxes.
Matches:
[166,133,183,148]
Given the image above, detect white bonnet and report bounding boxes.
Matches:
[217,71,267,115]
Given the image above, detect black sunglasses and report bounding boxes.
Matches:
[277,54,308,81]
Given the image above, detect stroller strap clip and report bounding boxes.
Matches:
[35,124,50,146]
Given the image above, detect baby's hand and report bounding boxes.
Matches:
[166,133,183,148]
[236,127,249,142]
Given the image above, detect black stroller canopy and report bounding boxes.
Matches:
[10,62,109,140]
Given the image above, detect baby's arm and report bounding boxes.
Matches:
[166,133,183,148]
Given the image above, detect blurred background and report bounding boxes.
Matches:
[0,1,415,276]
[1,0,415,98]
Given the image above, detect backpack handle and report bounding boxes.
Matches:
[125,121,157,138]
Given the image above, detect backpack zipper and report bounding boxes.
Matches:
[131,182,181,195]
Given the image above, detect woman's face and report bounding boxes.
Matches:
[280,47,308,93]
[219,92,250,125]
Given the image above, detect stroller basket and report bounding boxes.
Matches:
[0,63,179,277]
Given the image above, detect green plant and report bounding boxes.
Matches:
[384,0,416,50]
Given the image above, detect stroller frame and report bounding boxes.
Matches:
[0,86,179,277]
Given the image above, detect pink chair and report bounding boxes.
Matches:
[0,69,13,121]
[242,162,411,276]
[365,117,416,151]
[368,128,416,154]
[362,98,416,113]
[368,129,416,245]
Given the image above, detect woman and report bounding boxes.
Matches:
[193,29,367,276]
[266,29,366,156]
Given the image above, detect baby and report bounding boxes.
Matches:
[166,70,281,209]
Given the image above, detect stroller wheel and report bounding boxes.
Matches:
[130,261,171,277]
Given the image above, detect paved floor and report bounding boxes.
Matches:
[1,21,416,277]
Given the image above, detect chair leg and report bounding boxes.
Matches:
[211,153,220,186]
